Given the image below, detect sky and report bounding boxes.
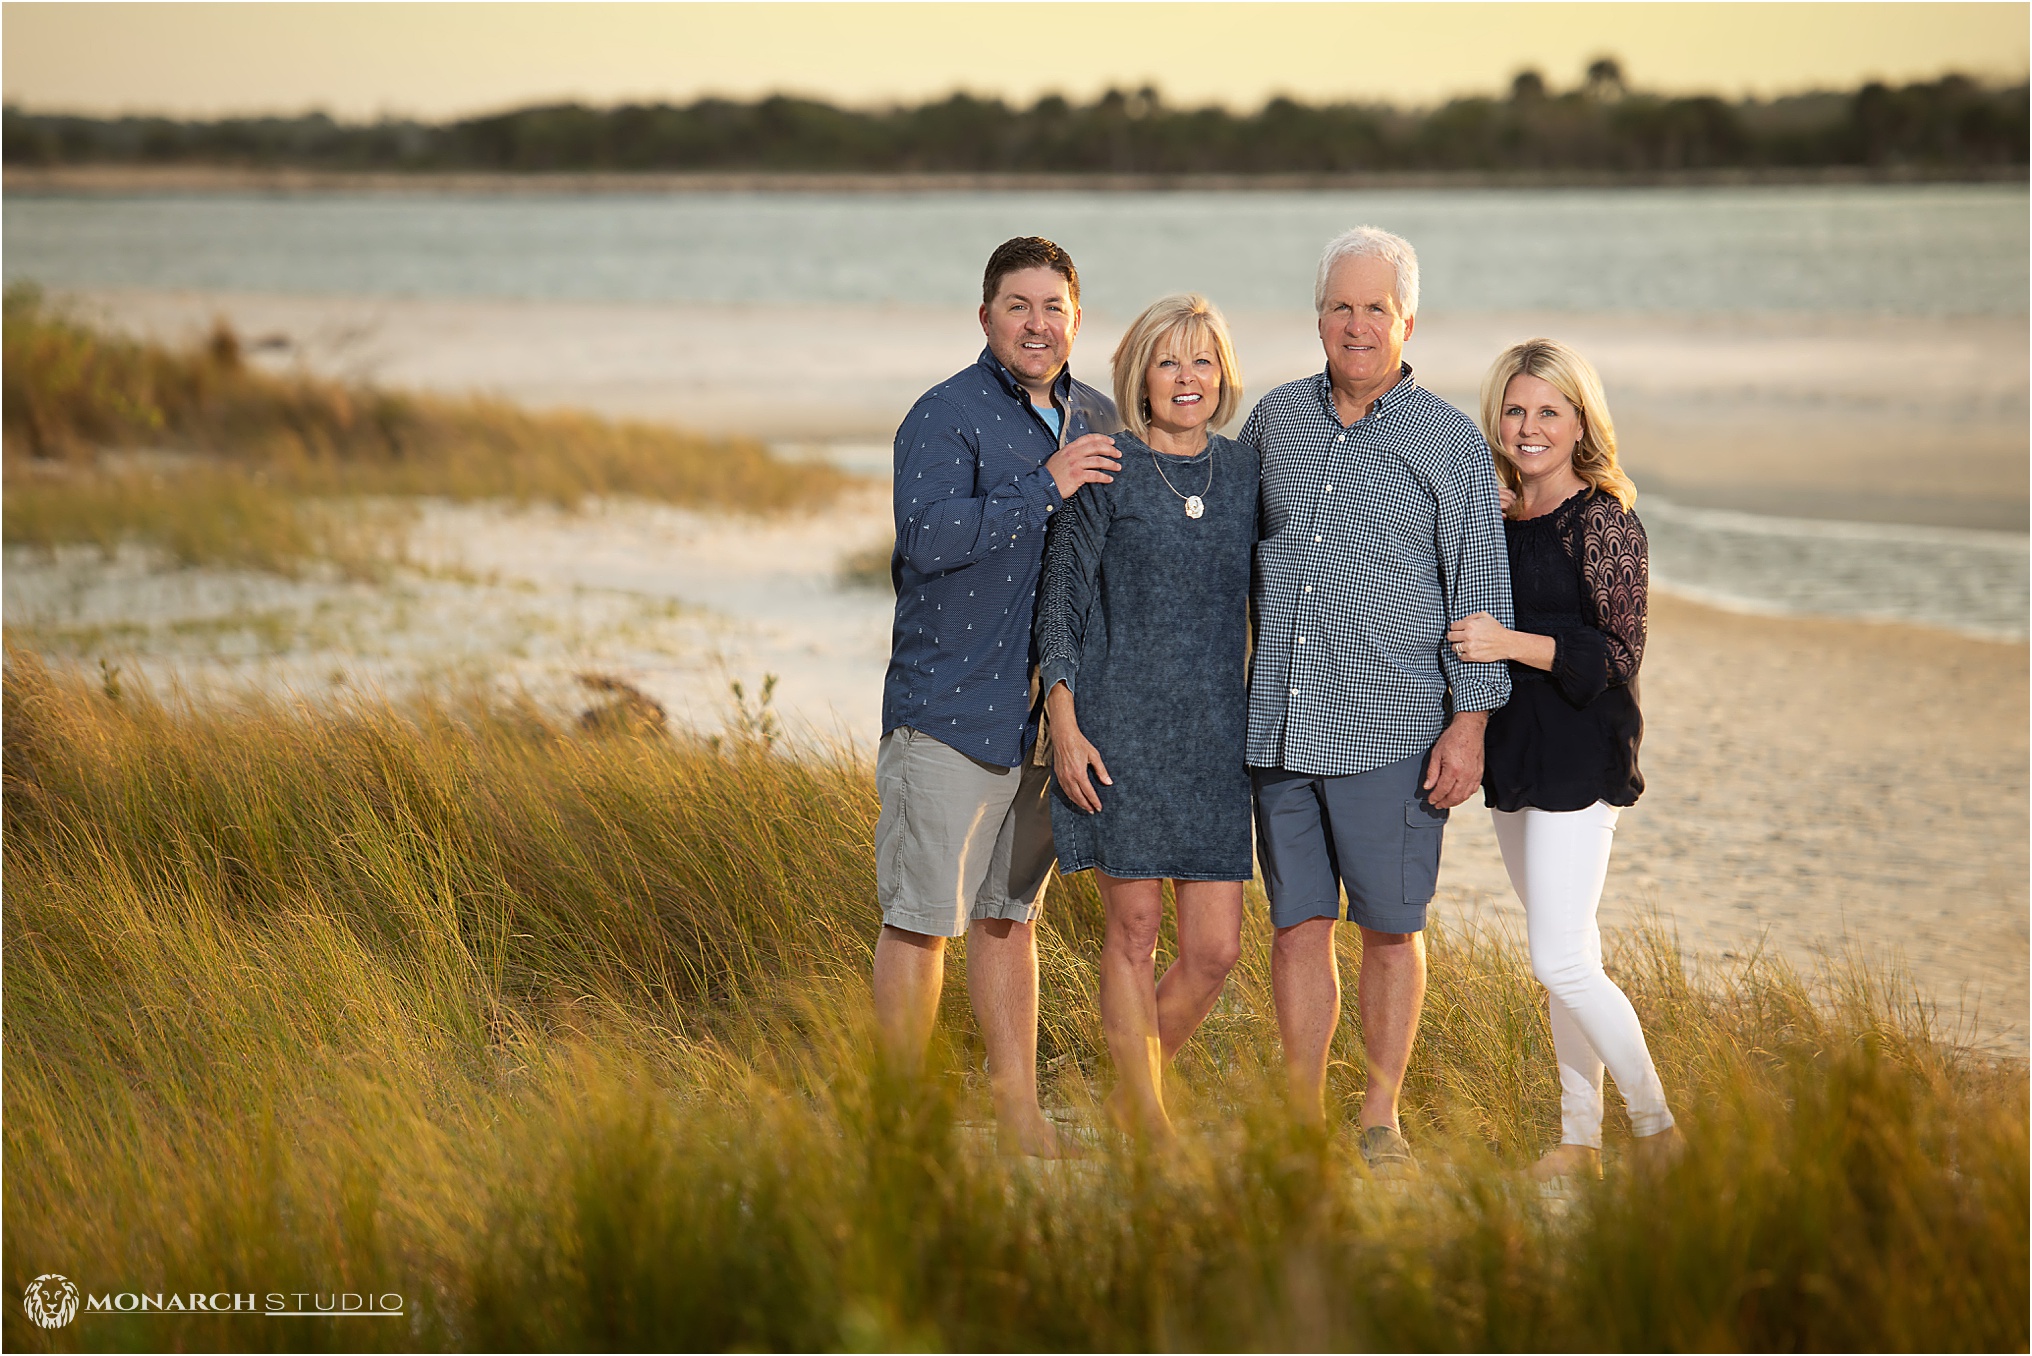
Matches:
[4,2,2026,121]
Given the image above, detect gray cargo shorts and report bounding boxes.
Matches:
[1251,750,1450,934]
[875,725,1055,938]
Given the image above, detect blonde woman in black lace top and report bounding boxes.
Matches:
[1445,338,1682,1182]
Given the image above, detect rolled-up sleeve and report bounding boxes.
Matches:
[1435,439,1514,713]
[1033,477,1112,698]
[894,395,1064,577]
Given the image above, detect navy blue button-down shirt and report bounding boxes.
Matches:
[882,348,1118,767]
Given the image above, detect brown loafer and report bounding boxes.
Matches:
[1359,1124,1421,1179]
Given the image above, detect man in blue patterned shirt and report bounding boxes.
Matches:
[873,237,1120,1156]
[1242,226,1514,1175]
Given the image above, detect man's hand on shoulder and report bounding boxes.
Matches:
[1422,709,1489,810]
[1047,433,1121,499]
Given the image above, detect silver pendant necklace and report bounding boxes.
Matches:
[1149,440,1214,519]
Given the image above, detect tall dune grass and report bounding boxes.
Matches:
[3,653,2025,1351]
[2,288,849,574]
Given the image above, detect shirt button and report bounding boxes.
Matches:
[1290,687,1299,697]
[1313,535,1322,543]
[1303,585,1312,594]
[1296,636,1305,644]
[1324,485,1333,494]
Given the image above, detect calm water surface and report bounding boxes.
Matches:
[1641,501,2027,639]
[6,184,2025,315]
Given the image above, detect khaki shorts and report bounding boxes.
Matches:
[875,726,1054,937]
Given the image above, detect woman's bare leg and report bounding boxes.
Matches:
[1155,880,1245,1058]
[1096,872,1172,1138]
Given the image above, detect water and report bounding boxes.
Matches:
[6,184,2027,638]
[6,184,2026,316]
[1644,500,2029,639]
[812,441,2029,640]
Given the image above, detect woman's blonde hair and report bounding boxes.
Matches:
[1111,294,1244,442]
[1478,338,1637,512]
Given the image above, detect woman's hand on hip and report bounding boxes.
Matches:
[1446,612,1513,664]
[1051,719,1113,814]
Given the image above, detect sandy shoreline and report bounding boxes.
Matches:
[1439,594,2028,1054]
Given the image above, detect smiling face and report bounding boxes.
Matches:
[979,265,1081,399]
[1317,253,1414,403]
[1497,372,1585,483]
[1143,326,1223,440]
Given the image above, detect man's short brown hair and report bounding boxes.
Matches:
[982,236,1081,308]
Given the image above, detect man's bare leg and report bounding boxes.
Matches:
[1354,926,1426,1131]
[873,925,946,1075]
[1272,915,1342,1125]
[967,916,1064,1156]
[1155,881,1245,1058]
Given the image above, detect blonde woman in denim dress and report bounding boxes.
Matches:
[1034,294,1257,1142]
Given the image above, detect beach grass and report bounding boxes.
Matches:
[836,539,895,592]
[3,652,2024,1352]
[2,287,849,573]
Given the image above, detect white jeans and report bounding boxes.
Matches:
[1491,802,1675,1146]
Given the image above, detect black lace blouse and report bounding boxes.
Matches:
[1482,487,1647,812]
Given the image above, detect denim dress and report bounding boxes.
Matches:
[1033,431,1258,881]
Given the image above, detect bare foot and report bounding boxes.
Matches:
[1102,1083,1177,1145]
[998,1111,1083,1160]
[1527,1143,1603,1183]
[1102,1083,1137,1134]
[1631,1124,1686,1175]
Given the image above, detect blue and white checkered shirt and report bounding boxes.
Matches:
[1243,365,1513,778]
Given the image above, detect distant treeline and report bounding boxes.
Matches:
[6,65,2026,176]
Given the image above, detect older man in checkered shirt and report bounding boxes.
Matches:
[1240,225,1513,1177]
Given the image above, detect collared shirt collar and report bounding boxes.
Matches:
[1314,361,1417,425]
[978,346,1074,408]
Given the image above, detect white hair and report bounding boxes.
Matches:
[1314,225,1420,318]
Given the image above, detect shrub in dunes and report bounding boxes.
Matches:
[2,288,848,572]
[3,654,2025,1351]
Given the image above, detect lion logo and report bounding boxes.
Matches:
[23,1275,79,1329]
